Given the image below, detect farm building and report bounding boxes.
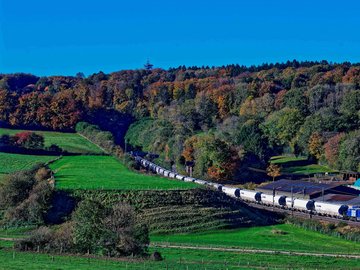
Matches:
[314,194,360,207]
[256,179,360,200]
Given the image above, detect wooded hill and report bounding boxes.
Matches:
[1,60,360,182]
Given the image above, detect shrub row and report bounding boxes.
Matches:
[286,217,360,242]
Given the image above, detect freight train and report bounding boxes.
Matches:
[134,156,360,221]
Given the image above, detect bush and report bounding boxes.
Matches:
[150,251,163,261]
[0,166,53,226]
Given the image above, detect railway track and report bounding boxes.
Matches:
[135,156,360,227]
[247,201,360,227]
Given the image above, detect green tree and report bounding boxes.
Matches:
[261,108,304,147]
[338,130,360,171]
[72,200,108,254]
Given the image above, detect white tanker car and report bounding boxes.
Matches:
[134,156,352,219]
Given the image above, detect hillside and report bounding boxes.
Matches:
[49,155,198,190]
[1,62,359,183]
[0,127,199,190]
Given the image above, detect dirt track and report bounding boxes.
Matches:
[151,243,360,259]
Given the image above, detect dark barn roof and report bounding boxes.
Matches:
[258,179,340,196]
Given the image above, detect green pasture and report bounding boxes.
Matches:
[270,155,308,164]
[151,223,360,255]
[49,155,198,190]
[0,152,55,175]
[0,128,103,154]
[270,155,337,175]
[0,243,358,270]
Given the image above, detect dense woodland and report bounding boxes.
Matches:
[1,60,360,182]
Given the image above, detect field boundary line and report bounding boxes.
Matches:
[77,133,108,154]
[151,243,360,259]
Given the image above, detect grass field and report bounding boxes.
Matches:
[270,155,337,175]
[282,164,337,174]
[0,242,358,269]
[151,223,360,255]
[49,155,198,190]
[0,128,103,154]
[0,152,55,175]
[270,155,308,164]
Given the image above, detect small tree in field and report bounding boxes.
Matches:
[267,164,281,182]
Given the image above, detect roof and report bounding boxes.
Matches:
[257,179,341,196]
[315,194,358,203]
[354,179,360,187]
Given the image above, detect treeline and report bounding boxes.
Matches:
[1,61,360,181]
[0,131,65,155]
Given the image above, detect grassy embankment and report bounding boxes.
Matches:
[49,155,198,190]
[270,155,337,175]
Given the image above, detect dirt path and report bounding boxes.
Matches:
[0,237,18,241]
[151,243,360,259]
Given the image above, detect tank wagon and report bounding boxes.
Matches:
[134,156,357,220]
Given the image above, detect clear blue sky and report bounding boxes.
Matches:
[0,0,359,76]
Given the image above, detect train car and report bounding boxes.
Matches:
[314,201,348,217]
[194,179,208,185]
[274,195,287,207]
[175,174,185,180]
[184,177,196,182]
[168,172,176,178]
[222,186,240,198]
[293,199,315,211]
[163,170,171,177]
[285,197,294,208]
[208,182,223,191]
[260,193,273,205]
[240,189,261,202]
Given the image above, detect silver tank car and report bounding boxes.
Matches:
[175,174,185,180]
[222,186,240,198]
[240,189,262,202]
[314,201,349,217]
[274,195,287,207]
[184,177,196,182]
[194,179,208,185]
[260,193,273,205]
[293,199,315,211]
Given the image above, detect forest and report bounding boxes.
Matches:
[0,60,360,182]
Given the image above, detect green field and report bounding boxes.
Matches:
[0,241,358,269]
[270,155,337,175]
[49,155,198,190]
[151,223,360,255]
[282,164,337,174]
[270,155,308,164]
[0,128,103,154]
[0,152,55,175]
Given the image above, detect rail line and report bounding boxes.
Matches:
[134,155,360,226]
[246,202,360,227]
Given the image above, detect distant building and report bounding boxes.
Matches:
[314,193,360,207]
[256,179,360,200]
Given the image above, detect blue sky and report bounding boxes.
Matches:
[0,0,359,76]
